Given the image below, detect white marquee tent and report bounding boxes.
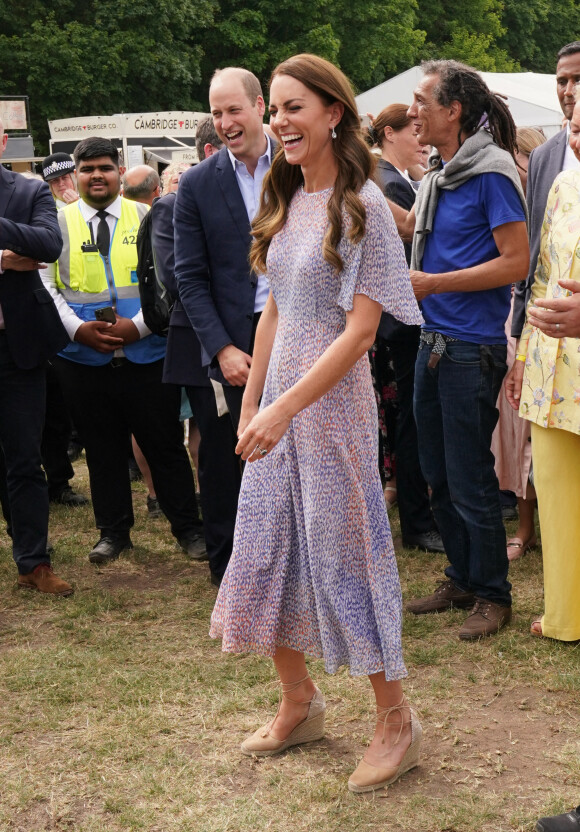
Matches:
[355,67,563,137]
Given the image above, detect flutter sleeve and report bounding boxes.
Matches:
[337,180,423,326]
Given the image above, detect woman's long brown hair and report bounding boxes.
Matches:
[250,53,375,275]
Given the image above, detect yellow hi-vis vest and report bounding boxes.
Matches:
[55,198,166,365]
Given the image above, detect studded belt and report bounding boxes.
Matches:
[420,330,459,368]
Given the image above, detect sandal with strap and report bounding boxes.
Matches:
[348,697,422,793]
[530,616,544,637]
[384,486,398,511]
[241,675,325,757]
[507,535,537,562]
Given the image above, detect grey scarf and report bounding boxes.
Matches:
[410,129,528,270]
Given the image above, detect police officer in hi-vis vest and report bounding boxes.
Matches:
[43,137,204,565]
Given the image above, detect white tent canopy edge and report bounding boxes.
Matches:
[355,67,562,138]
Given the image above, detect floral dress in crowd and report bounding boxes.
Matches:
[517,168,580,642]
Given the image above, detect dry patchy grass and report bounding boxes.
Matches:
[0,459,578,831]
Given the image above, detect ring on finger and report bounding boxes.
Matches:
[556,322,560,331]
[257,445,268,456]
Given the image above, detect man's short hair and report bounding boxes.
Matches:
[74,136,119,167]
[210,67,263,105]
[557,41,580,60]
[195,116,223,160]
[122,168,160,200]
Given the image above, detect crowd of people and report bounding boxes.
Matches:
[0,35,579,827]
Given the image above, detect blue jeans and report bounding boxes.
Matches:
[414,338,511,606]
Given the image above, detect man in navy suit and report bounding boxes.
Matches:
[169,67,275,586]
[512,41,580,337]
[0,119,72,595]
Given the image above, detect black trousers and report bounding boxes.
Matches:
[54,357,199,540]
[0,333,50,574]
[42,362,75,499]
[385,334,436,539]
[1,364,79,523]
[186,385,242,580]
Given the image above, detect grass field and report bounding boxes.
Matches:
[0,460,578,832]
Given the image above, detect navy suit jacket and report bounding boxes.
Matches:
[172,140,275,386]
[153,191,209,388]
[511,128,568,338]
[0,166,68,369]
[374,159,418,342]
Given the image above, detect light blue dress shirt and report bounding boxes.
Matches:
[227,136,273,313]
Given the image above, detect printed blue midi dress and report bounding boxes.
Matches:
[210,180,423,678]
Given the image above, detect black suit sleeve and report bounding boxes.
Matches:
[173,166,232,364]
[0,179,62,262]
[511,133,566,339]
[383,178,416,213]
[151,193,178,299]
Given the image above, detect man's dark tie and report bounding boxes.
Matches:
[96,210,110,257]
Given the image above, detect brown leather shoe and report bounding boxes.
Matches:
[18,565,74,597]
[458,599,511,640]
[406,580,475,615]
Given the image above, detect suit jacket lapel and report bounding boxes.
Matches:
[553,129,568,177]
[215,147,251,240]
[0,165,15,218]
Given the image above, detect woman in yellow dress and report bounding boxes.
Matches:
[505,95,580,641]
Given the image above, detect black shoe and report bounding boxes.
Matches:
[177,532,208,561]
[67,442,83,463]
[402,530,445,553]
[51,486,90,507]
[537,807,580,832]
[210,572,222,588]
[89,536,133,564]
[128,459,143,482]
[146,495,163,518]
[501,505,518,521]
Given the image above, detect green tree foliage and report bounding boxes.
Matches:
[329,0,425,89]
[497,0,549,68]
[0,0,211,151]
[415,0,579,73]
[498,0,579,73]
[416,0,517,70]
[0,0,426,151]
[0,0,578,154]
[196,0,425,101]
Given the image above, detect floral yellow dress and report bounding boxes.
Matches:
[518,168,580,641]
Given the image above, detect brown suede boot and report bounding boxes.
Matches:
[18,565,74,597]
[458,599,511,640]
[406,580,475,615]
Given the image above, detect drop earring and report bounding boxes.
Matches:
[331,126,337,139]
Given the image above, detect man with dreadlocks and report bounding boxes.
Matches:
[396,60,529,640]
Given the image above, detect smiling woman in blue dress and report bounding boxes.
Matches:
[209,54,424,793]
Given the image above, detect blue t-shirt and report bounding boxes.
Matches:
[421,172,525,344]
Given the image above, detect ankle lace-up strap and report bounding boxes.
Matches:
[259,676,315,739]
[376,696,412,748]
[280,675,312,704]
